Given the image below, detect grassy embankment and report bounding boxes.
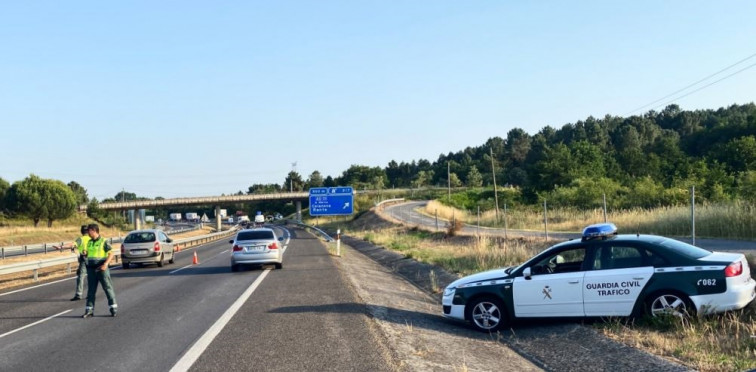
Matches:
[342,205,756,372]
[425,199,756,240]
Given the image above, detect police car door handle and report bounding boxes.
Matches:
[633,277,645,280]
[568,280,580,284]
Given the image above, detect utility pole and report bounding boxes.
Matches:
[290,161,297,193]
[490,148,500,225]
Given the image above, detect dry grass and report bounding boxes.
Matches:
[425,200,756,240]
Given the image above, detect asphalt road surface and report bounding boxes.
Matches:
[385,201,756,254]
[0,226,394,372]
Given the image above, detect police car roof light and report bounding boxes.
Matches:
[582,223,618,241]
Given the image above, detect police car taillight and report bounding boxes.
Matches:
[724,261,743,277]
[582,223,618,241]
[268,242,278,250]
[154,242,160,252]
[232,245,243,252]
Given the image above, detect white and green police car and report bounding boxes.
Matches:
[442,223,756,332]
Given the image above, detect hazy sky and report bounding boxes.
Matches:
[1,1,755,200]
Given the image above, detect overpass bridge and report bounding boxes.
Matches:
[81,192,311,231]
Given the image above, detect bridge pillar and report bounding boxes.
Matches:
[296,201,302,222]
[215,206,222,231]
[134,209,143,230]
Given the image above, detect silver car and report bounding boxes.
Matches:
[121,229,175,269]
[230,228,283,271]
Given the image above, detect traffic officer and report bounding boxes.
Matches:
[82,224,118,318]
[53,225,90,301]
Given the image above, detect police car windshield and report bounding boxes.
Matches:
[658,238,711,259]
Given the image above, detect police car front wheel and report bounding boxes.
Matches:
[646,292,694,318]
[467,297,508,332]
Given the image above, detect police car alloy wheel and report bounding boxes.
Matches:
[647,292,693,318]
[467,297,508,332]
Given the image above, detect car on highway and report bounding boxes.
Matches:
[229,228,284,271]
[121,229,175,269]
[442,223,756,332]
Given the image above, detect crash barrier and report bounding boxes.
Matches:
[374,198,405,210]
[0,227,238,283]
[0,225,200,259]
[289,221,334,242]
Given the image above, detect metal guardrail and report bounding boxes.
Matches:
[0,225,200,259]
[0,227,238,282]
[289,221,334,242]
[375,198,405,209]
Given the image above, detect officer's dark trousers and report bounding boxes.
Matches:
[74,256,87,297]
[85,265,117,311]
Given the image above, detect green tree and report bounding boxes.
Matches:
[737,171,756,200]
[67,181,89,205]
[449,172,462,188]
[0,177,9,211]
[306,171,325,189]
[466,166,483,187]
[6,175,76,227]
[284,171,305,192]
[412,170,431,188]
[114,190,137,202]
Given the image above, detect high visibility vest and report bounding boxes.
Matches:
[74,235,91,254]
[86,237,108,259]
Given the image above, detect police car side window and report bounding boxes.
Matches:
[607,246,643,269]
[531,247,586,275]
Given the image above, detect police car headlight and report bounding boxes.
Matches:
[443,287,456,297]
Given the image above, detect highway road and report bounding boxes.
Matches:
[384,201,756,253]
[0,226,393,372]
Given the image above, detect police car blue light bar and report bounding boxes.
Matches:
[582,223,618,239]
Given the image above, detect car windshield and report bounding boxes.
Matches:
[236,231,275,241]
[124,232,156,243]
[658,238,712,259]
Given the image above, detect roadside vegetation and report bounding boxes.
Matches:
[424,198,756,240]
[344,214,756,372]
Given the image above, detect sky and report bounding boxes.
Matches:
[1,1,755,200]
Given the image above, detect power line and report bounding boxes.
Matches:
[625,51,756,116]
[648,61,756,112]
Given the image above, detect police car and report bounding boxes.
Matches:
[442,223,756,332]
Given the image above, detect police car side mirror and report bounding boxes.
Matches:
[166,238,173,243]
[523,267,532,280]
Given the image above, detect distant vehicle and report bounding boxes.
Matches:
[121,229,175,269]
[254,211,265,226]
[227,217,234,224]
[237,215,250,223]
[169,213,182,221]
[185,212,199,221]
[274,213,283,220]
[229,228,284,271]
[443,223,756,332]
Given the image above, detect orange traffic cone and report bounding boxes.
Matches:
[192,251,199,265]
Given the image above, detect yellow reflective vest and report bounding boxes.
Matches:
[85,237,110,259]
[74,235,91,255]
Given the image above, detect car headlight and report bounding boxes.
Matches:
[443,287,456,296]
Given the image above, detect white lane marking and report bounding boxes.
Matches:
[0,309,72,339]
[169,265,193,274]
[0,277,74,297]
[170,269,272,372]
[169,250,230,275]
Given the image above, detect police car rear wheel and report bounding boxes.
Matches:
[647,292,694,318]
[468,297,508,332]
